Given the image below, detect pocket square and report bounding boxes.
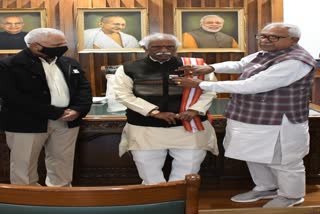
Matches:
[72,69,80,73]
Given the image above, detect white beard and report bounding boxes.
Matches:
[201,26,223,33]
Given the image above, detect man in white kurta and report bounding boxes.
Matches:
[113,33,218,185]
[84,28,139,49]
[173,23,317,208]
[84,16,139,49]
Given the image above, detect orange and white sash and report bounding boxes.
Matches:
[180,57,205,133]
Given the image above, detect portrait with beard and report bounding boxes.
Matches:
[181,14,239,49]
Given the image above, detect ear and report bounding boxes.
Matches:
[29,43,41,52]
[28,43,36,48]
[291,37,300,44]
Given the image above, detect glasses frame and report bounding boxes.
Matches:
[255,34,289,42]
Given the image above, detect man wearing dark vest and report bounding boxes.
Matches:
[182,15,239,48]
[113,33,219,184]
[173,23,316,208]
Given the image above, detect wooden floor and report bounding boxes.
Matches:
[199,184,320,210]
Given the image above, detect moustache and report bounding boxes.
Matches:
[260,43,273,46]
[155,52,172,56]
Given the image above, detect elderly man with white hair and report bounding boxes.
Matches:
[113,33,219,184]
[0,15,27,49]
[0,28,92,186]
[182,14,239,48]
[173,23,317,208]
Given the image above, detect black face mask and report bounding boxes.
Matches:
[40,45,68,58]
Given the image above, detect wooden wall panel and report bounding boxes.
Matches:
[163,0,174,33]
[106,0,120,7]
[271,0,283,21]
[149,0,163,33]
[0,0,283,96]
[59,0,76,54]
[46,0,59,28]
[92,0,107,8]
[203,0,216,7]
[247,0,258,54]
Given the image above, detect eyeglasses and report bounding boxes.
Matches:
[255,34,289,42]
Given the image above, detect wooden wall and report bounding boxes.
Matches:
[0,0,283,96]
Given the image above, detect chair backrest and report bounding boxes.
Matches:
[0,174,200,214]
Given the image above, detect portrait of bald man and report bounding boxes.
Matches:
[84,15,139,49]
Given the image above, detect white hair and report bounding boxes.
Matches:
[24,28,65,47]
[139,33,181,48]
[200,15,224,24]
[263,22,301,38]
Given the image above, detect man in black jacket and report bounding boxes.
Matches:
[0,28,92,186]
[0,69,5,130]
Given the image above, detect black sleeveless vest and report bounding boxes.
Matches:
[123,57,207,127]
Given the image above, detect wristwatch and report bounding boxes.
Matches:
[150,109,160,116]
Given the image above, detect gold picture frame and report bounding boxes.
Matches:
[175,8,246,53]
[77,8,148,53]
[0,8,47,54]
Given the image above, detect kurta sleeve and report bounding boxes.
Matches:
[201,60,312,94]
[113,66,158,116]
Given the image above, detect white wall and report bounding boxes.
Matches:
[283,0,320,58]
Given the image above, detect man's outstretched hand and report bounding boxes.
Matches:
[172,77,202,88]
[175,65,214,76]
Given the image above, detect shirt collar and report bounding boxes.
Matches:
[39,56,58,64]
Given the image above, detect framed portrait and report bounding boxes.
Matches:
[175,8,246,53]
[77,8,148,53]
[0,8,46,54]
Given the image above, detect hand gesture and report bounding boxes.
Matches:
[176,110,199,121]
[172,77,202,88]
[174,65,214,76]
[60,109,80,122]
[151,112,179,125]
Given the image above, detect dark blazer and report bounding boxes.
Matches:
[0,68,6,130]
[0,49,92,133]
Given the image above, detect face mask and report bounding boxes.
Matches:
[40,45,68,58]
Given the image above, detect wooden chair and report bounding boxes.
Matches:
[0,174,200,214]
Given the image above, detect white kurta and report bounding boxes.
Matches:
[84,28,139,49]
[199,52,313,164]
[113,65,219,157]
[40,58,70,107]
